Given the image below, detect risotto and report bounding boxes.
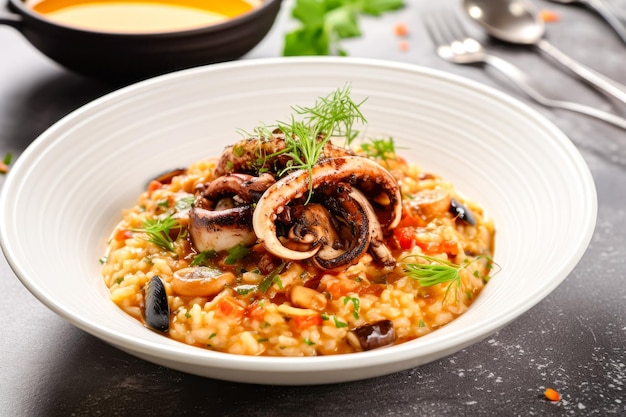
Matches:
[101,88,496,356]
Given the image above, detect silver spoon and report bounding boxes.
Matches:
[462,0,626,105]
[547,0,626,44]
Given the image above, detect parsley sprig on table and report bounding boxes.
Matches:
[284,0,405,56]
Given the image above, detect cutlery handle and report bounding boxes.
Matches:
[537,38,626,105]
[584,0,626,44]
[483,53,626,130]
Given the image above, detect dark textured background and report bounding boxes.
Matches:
[1,1,624,415]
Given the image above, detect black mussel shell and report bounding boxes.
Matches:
[144,276,170,332]
[450,198,477,226]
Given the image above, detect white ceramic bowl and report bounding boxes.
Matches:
[0,57,596,385]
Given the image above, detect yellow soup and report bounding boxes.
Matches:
[28,0,262,33]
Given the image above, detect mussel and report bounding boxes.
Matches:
[450,198,477,226]
[144,276,170,332]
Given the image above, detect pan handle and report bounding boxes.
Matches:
[0,3,23,30]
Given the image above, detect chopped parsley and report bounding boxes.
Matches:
[190,250,217,266]
[224,243,250,265]
[332,315,348,328]
[175,195,195,211]
[259,262,286,293]
[343,296,360,319]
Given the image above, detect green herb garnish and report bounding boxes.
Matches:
[224,243,250,265]
[276,85,367,202]
[175,195,195,211]
[131,214,184,252]
[332,315,348,328]
[190,250,217,266]
[303,338,315,346]
[284,0,405,56]
[259,262,286,293]
[403,255,497,302]
[343,296,360,319]
[360,137,397,164]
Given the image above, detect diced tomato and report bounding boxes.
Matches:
[397,214,426,228]
[147,180,163,195]
[293,314,323,329]
[414,239,459,256]
[245,301,266,321]
[539,10,559,23]
[326,279,360,300]
[114,229,133,242]
[217,297,244,318]
[394,22,409,37]
[439,240,460,256]
[394,226,417,250]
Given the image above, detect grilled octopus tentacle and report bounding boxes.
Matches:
[252,156,402,269]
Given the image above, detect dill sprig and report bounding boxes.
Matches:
[131,214,184,252]
[275,85,367,202]
[360,137,397,164]
[292,84,367,146]
[402,254,497,302]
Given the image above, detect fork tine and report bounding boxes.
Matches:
[423,7,470,48]
[440,10,471,44]
[422,10,445,48]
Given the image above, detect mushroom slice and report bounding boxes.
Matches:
[253,156,402,264]
[409,188,452,219]
[348,319,396,351]
[189,205,256,253]
[290,285,327,311]
[171,267,236,297]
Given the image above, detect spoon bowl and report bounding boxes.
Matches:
[463,0,544,44]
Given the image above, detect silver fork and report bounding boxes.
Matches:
[423,10,626,130]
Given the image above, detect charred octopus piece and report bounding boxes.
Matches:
[214,135,353,177]
[252,156,402,270]
[189,173,275,253]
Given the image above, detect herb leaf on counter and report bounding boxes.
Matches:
[284,0,405,56]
